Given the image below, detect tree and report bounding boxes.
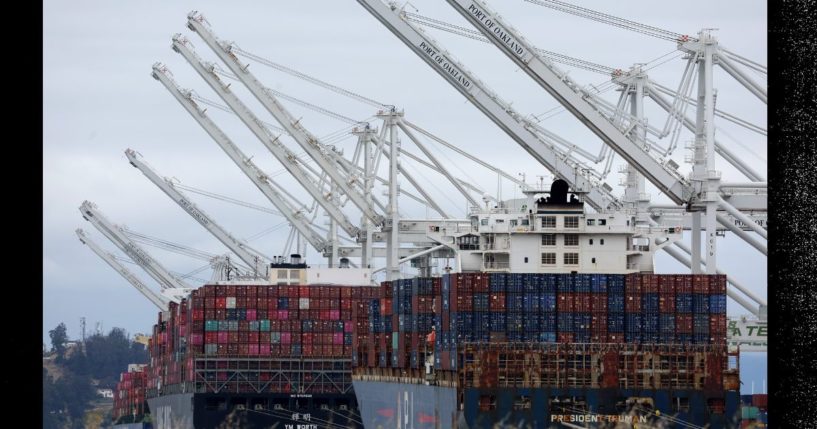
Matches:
[49,323,68,360]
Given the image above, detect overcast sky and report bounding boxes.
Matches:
[43,0,767,392]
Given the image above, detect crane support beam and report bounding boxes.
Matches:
[647,87,766,182]
[76,229,170,309]
[151,64,330,253]
[371,244,449,274]
[397,120,481,208]
[717,196,767,237]
[126,149,267,277]
[186,13,383,225]
[356,0,619,212]
[171,38,362,239]
[79,201,190,290]
[441,0,689,204]
[716,214,768,256]
[715,52,768,104]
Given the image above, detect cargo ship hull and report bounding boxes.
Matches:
[148,391,361,429]
[353,380,740,428]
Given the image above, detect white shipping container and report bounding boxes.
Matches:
[226,297,236,309]
[299,297,310,310]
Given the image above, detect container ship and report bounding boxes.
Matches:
[138,256,379,429]
[350,181,743,428]
[110,180,748,428]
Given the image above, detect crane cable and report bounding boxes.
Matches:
[404,12,615,75]
[230,45,389,109]
[521,0,690,42]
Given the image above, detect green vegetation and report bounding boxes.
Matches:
[43,324,149,429]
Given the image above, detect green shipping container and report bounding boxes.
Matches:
[742,406,759,420]
[205,321,219,332]
[260,320,270,331]
[392,332,399,350]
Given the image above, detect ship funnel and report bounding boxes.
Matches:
[339,257,350,268]
[290,254,302,264]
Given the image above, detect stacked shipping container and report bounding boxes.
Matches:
[353,272,728,372]
[112,367,148,423]
[145,284,379,396]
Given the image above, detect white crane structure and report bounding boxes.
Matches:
[170,36,367,241]
[76,228,170,310]
[151,64,333,255]
[125,148,269,279]
[353,0,766,317]
[185,14,384,228]
[80,200,191,291]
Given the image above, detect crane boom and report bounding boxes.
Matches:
[186,12,384,224]
[441,0,690,204]
[355,0,619,211]
[76,229,169,309]
[125,149,268,276]
[171,37,362,239]
[151,64,330,254]
[79,200,190,290]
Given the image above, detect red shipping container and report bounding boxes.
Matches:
[490,294,506,311]
[281,332,291,344]
[643,274,659,293]
[574,293,591,312]
[709,315,727,335]
[238,344,248,355]
[590,294,607,312]
[558,333,574,343]
[215,297,227,309]
[259,344,271,355]
[624,294,642,312]
[231,332,241,343]
[249,332,259,343]
[247,287,257,298]
[217,332,228,344]
[246,309,257,321]
[558,293,575,312]
[692,275,710,293]
[248,344,259,355]
[658,275,676,294]
[676,314,693,334]
[674,275,693,294]
[256,298,268,310]
[625,274,643,294]
[709,275,727,294]
[659,295,676,313]
[257,287,268,299]
[752,394,768,410]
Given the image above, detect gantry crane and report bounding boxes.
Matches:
[170,36,367,240]
[186,13,384,228]
[80,200,191,290]
[151,64,332,255]
[126,149,269,278]
[76,228,170,309]
[355,0,621,213]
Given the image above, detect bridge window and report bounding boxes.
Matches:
[541,253,556,265]
[564,253,579,265]
[598,219,607,226]
[541,216,556,228]
[542,234,556,246]
[565,216,579,228]
[564,234,579,246]
[587,219,595,226]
